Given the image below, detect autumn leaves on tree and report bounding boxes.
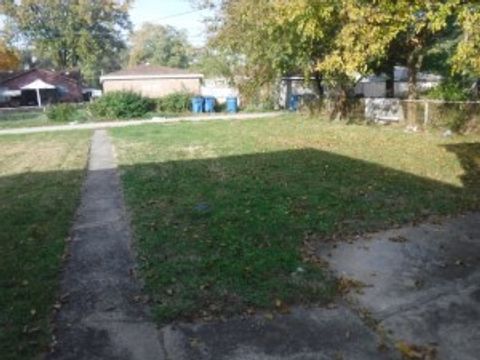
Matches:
[0,41,19,71]
[206,0,480,116]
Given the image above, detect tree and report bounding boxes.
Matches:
[319,1,463,100]
[128,23,192,69]
[452,2,480,76]
[204,0,479,117]
[207,0,340,102]
[0,0,132,83]
[0,41,20,70]
[191,48,240,80]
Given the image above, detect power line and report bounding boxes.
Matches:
[148,8,210,22]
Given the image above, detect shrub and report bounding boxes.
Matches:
[156,92,192,113]
[425,80,470,101]
[90,91,154,119]
[46,103,77,122]
[432,103,478,133]
[242,97,275,112]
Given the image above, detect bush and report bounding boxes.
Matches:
[425,80,470,101]
[432,103,478,133]
[242,98,275,112]
[90,91,154,119]
[156,92,192,113]
[46,103,77,122]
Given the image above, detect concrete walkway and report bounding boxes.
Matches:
[319,213,480,360]
[156,214,480,359]
[157,306,399,360]
[0,112,282,136]
[48,129,479,359]
[49,130,163,360]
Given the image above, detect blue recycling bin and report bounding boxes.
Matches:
[192,97,204,113]
[289,94,301,111]
[204,97,216,113]
[226,97,238,113]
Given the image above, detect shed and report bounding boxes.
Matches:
[355,74,388,98]
[100,65,204,98]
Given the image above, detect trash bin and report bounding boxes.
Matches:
[289,94,301,111]
[226,97,238,113]
[192,97,204,113]
[204,97,216,113]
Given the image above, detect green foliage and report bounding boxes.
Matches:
[319,1,463,100]
[208,0,480,110]
[240,89,276,112]
[430,103,479,133]
[90,91,154,119]
[210,0,339,100]
[1,0,132,81]
[425,80,470,101]
[156,92,192,113]
[192,49,240,79]
[46,103,77,122]
[452,4,480,76]
[128,23,192,68]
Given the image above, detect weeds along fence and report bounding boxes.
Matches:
[357,98,480,133]
[0,103,88,122]
[0,106,46,121]
[400,100,480,133]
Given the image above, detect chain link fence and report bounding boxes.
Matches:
[352,98,480,133]
[401,100,480,133]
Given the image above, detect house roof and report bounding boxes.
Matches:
[0,68,84,102]
[100,64,204,82]
[0,69,81,90]
[0,71,23,83]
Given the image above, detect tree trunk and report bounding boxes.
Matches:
[314,72,324,97]
[330,83,349,121]
[406,49,424,126]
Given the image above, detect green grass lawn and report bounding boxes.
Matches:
[0,111,53,129]
[0,107,96,130]
[0,132,90,359]
[0,109,190,129]
[110,115,480,323]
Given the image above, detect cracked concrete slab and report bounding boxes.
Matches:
[158,306,398,360]
[320,213,480,360]
[48,130,164,360]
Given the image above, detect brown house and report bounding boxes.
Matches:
[100,65,204,98]
[0,69,84,107]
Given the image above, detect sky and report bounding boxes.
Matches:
[130,0,211,47]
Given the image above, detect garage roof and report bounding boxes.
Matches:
[100,64,204,82]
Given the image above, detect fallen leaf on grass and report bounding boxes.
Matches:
[337,277,366,295]
[396,341,437,360]
[245,308,256,315]
[60,293,70,303]
[264,313,274,320]
[389,236,408,243]
[274,299,291,314]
